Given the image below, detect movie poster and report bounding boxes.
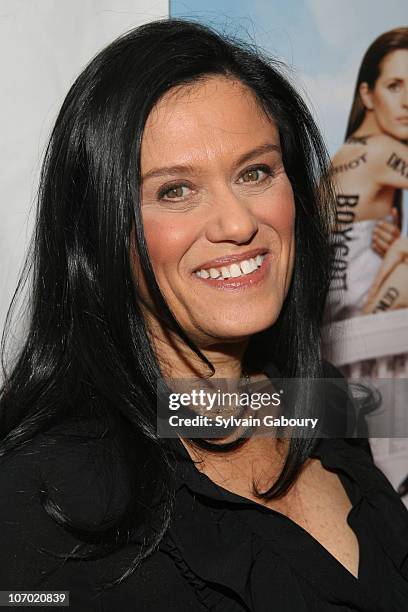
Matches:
[171,0,408,493]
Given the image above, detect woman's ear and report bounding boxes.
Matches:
[359,82,374,111]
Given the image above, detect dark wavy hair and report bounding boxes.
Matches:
[345,27,408,139]
[0,19,335,587]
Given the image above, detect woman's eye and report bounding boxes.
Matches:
[388,81,401,92]
[159,184,191,200]
[238,166,271,184]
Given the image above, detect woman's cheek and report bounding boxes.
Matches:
[142,212,198,266]
[259,183,295,233]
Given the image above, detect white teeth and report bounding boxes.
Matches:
[194,254,266,279]
[230,263,242,278]
[240,260,253,274]
[240,259,258,274]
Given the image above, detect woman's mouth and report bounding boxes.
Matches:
[192,254,270,290]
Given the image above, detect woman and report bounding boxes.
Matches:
[1,19,408,611]
[326,28,408,321]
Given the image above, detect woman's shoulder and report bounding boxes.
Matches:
[0,416,135,590]
[345,132,407,166]
[0,415,133,525]
[0,418,205,609]
[332,138,367,161]
[335,132,405,160]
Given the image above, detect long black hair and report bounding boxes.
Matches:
[0,19,335,586]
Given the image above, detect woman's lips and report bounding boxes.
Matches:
[192,248,269,272]
[192,254,271,290]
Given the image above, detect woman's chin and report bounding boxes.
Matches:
[384,125,408,141]
[197,316,278,343]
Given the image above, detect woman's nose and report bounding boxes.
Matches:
[204,186,258,244]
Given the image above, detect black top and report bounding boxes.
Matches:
[2,377,408,610]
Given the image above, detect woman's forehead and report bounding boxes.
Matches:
[378,48,408,79]
[141,75,279,171]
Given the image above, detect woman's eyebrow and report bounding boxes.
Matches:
[233,143,281,169]
[141,143,281,183]
[142,163,197,182]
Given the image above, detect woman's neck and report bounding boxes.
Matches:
[147,320,249,380]
[353,111,382,137]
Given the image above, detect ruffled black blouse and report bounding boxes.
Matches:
[164,435,408,611]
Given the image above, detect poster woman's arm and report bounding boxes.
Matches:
[373,135,408,190]
[362,237,408,313]
[372,207,401,256]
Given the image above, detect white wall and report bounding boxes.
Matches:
[0,0,168,350]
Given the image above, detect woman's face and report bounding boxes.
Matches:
[136,76,295,347]
[362,49,408,140]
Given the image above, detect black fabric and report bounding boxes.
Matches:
[168,436,408,611]
[1,367,408,610]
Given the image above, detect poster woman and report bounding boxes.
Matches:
[326,28,408,321]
